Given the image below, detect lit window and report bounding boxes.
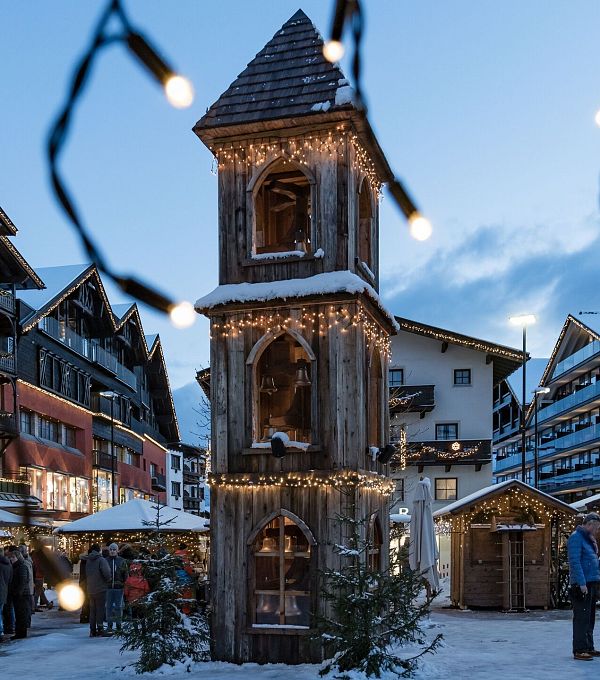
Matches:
[254,161,311,254]
[252,515,312,628]
[389,369,404,387]
[454,369,471,386]
[436,423,458,440]
[435,478,457,501]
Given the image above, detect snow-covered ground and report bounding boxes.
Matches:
[1,605,597,679]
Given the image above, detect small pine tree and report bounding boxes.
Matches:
[316,510,442,678]
[117,503,210,673]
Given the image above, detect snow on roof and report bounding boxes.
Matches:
[111,302,136,319]
[195,270,399,330]
[506,358,549,406]
[390,513,411,523]
[18,263,91,312]
[433,479,574,517]
[54,498,208,534]
[570,492,600,511]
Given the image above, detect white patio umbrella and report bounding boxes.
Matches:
[409,477,440,594]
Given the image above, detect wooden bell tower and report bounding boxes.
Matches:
[194,9,397,665]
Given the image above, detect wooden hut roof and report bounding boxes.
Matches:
[433,479,576,517]
[194,9,354,133]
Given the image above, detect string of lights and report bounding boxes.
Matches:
[209,303,392,357]
[208,469,395,494]
[46,0,196,328]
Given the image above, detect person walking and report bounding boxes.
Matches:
[7,546,31,640]
[0,547,12,642]
[105,543,128,632]
[18,545,34,626]
[568,512,600,660]
[82,544,110,637]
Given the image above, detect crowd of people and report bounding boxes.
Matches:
[0,540,203,642]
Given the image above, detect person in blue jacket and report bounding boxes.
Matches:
[568,512,600,660]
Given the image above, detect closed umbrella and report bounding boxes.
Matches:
[409,477,440,594]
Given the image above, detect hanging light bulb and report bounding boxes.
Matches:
[169,301,196,329]
[408,212,433,241]
[57,581,85,611]
[323,40,345,63]
[164,75,195,109]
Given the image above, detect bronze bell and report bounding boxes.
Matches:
[293,364,311,387]
[260,375,277,394]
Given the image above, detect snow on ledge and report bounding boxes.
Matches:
[314,248,325,258]
[195,270,399,330]
[251,438,311,451]
[251,250,306,261]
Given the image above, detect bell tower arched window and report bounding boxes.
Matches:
[368,349,383,447]
[256,333,313,443]
[254,160,311,255]
[367,514,383,572]
[358,180,373,269]
[250,512,314,627]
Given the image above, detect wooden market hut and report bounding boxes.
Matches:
[434,479,576,610]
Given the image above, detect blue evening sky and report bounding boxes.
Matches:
[2,1,600,388]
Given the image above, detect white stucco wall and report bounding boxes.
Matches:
[166,450,183,510]
[389,329,494,514]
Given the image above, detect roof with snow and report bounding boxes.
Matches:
[54,498,208,534]
[195,270,399,330]
[571,492,600,512]
[506,358,549,407]
[111,302,136,320]
[433,479,575,518]
[194,9,356,133]
[18,263,91,317]
[395,317,523,385]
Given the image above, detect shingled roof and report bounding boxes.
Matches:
[194,9,356,133]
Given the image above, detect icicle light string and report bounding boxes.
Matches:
[209,126,382,197]
[209,303,391,357]
[208,469,394,494]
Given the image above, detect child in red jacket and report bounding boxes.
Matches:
[124,562,149,619]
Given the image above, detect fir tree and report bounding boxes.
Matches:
[117,503,210,673]
[316,509,442,679]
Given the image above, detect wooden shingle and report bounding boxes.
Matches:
[194,9,355,133]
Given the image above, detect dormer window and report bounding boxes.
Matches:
[254,160,311,255]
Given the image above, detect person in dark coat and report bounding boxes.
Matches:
[81,544,110,637]
[7,547,31,639]
[568,512,600,660]
[78,550,89,624]
[0,547,13,640]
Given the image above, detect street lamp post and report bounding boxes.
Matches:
[532,387,550,489]
[99,391,117,506]
[509,314,536,483]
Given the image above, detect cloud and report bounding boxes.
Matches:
[380,214,600,358]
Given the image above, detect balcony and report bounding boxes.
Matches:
[554,423,600,453]
[389,385,435,414]
[151,473,166,491]
[0,476,30,496]
[92,449,116,470]
[38,316,137,390]
[0,411,17,437]
[552,340,600,381]
[183,497,203,513]
[0,290,15,314]
[0,352,15,375]
[404,439,492,468]
[538,464,600,494]
[536,380,600,426]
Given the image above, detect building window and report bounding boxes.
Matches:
[256,334,312,444]
[93,470,112,512]
[40,417,60,443]
[251,514,312,628]
[393,478,404,503]
[21,467,43,504]
[435,478,457,501]
[254,160,311,255]
[19,409,32,434]
[47,471,68,510]
[171,481,181,497]
[454,369,471,386]
[436,423,458,441]
[150,463,158,478]
[389,368,404,387]
[65,426,77,448]
[171,454,181,471]
[69,477,90,513]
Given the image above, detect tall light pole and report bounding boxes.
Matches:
[532,387,550,489]
[99,391,117,506]
[509,314,536,483]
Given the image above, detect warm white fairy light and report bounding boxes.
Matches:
[164,74,194,109]
[57,582,85,611]
[408,213,432,241]
[323,39,345,63]
[169,301,197,329]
